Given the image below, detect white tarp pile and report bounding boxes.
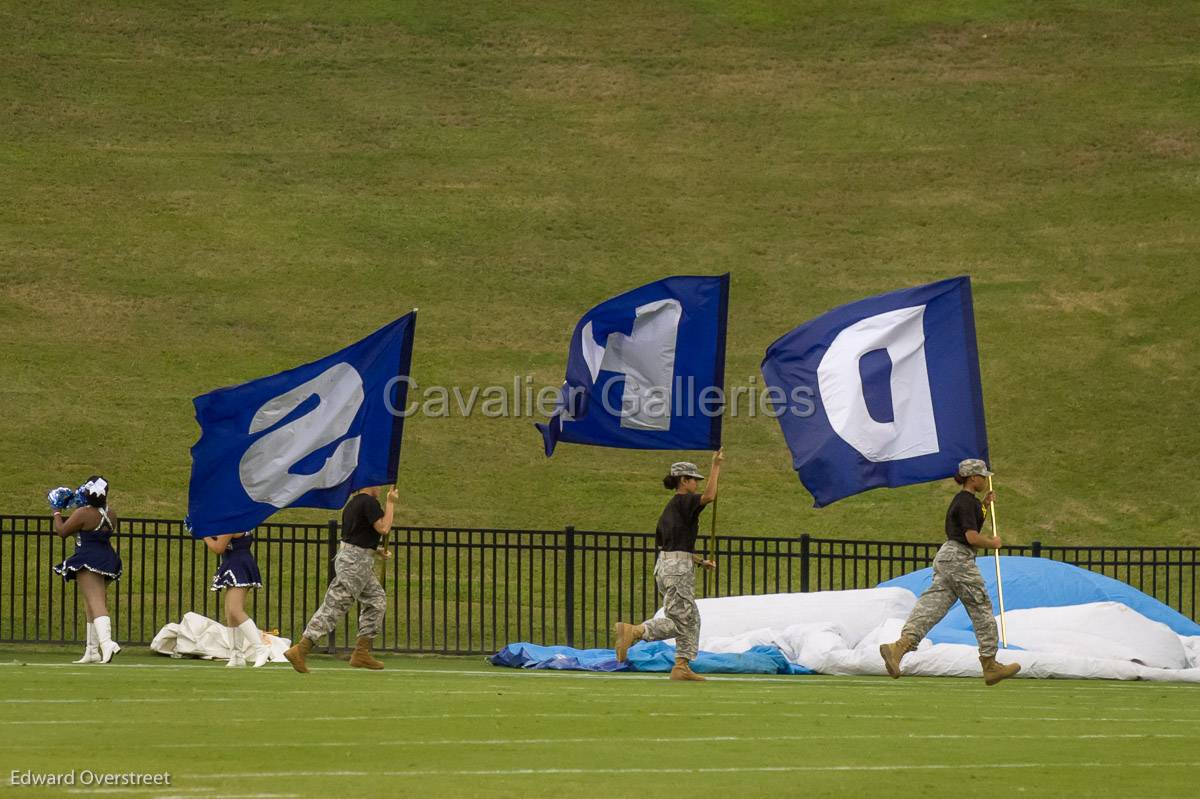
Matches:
[689,557,1200,682]
[150,612,292,663]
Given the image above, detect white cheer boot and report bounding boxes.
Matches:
[238,619,271,668]
[226,626,246,667]
[73,623,100,664]
[94,616,121,664]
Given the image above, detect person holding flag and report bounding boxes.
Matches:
[613,448,722,682]
[284,485,396,673]
[536,275,730,678]
[185,312,416,671]
[878,459,1020,685]
[762,276,1018,682]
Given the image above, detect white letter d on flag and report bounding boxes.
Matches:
[816,305,939,462]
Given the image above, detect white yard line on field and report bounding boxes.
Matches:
[63,790,215,796]
[4,709,1193,726]
[179,761,1200,779]
[0,697,237,704]
[0,662,1123,685]
[148,791,296,796]
[150,732,1191,749]
[0,661,1182,693]
[65,792,294,799]
[5,732,1189,752]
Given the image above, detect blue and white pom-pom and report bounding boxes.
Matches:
[47,486,75,511]
[72,488,89,508]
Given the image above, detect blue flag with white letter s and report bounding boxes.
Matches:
[536,275,729,455]
[187,313,416,537]
[761,276,987,507]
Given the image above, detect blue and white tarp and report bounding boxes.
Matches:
[491,641,811,675]
[187,313,416,537]
[536,275,729,456]
[761,276,988,507]
[491,559,1200,681]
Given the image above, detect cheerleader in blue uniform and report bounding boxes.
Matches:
[204,532,270,668]
[51,476,122,664]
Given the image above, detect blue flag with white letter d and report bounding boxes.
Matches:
[761,276,988,507]
[536,274,729,456]
[187,313,417,538]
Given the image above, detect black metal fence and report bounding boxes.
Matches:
[2,514,1197,654]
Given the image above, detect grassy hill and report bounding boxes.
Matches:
[1,1,1196,545]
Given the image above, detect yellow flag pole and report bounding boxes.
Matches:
[378,307,416,585]
[392,306,418,495]
[988,474,1008,647]
[705,450,719,596]
[709,495,718,562]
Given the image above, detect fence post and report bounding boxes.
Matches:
[564,526,576,648]
[325,519,338,653]
[1032,540,1042,559]
[800,533,811,593]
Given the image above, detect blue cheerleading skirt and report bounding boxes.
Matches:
[54,542,122,581]
[210,547,262,591]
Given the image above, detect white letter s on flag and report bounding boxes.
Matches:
[238,362,364,508]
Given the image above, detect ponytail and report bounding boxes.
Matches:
[663,475,681,490]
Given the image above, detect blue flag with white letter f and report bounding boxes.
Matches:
[187,313,416,538]
[536,275,729,456]
[761,276,988,507]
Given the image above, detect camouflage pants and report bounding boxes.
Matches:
[640,551,700,660]
[901,540,998,658]
[303,544,386,641]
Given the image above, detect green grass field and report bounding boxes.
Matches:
[2,648,1199,798]
[5,8,1195,794]
[2,3,1197,544]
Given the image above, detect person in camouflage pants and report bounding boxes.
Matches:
[640,551,702,661]
[285,486,396,673]
[879,459,1020,686]
[899,541,998,656]
[613,451,722,682]
[301,545,386,643]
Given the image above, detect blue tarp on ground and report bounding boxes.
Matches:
[489,641,813,674]
[878,555,1200,645]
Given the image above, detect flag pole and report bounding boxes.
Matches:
[394,306,418,491]
[706,479,718,598]
[380,307,418,584]
[988,474,1008,647]
[709,494,717,563]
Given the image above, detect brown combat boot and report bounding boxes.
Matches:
[879,636,916,679]
[669,657,705,682]
[613,622,645,663]
[980,655,1020,686]
[349,636,385,670]
[284,636,314,674]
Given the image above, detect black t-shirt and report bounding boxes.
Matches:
[656,492,705,553]
[946,490,985,546]
[342,493,385,549]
